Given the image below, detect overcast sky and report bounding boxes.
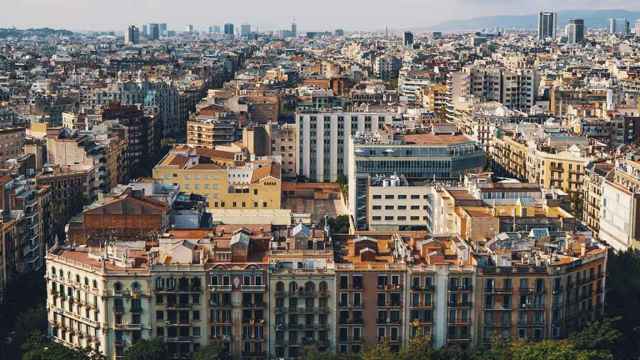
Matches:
[2,0,640,32]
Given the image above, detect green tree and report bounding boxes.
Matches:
[510,340,609,360]
[604,249,640,359]
[14,305,48,347]
[193,341,227,360]
[399,336,434,360]
[569,318,621,355]
[361,341,395,360]
[324,215,350,235]
[123,339,167,360]
[21,332,93,360]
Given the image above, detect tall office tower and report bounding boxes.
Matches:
[291,21,297,36]
[240,23,251,37]
[636,20,640,35]
[609,18,631,35]
[124,25,140,45]
[335,29,344,37]
[537,12,557,41]
[142,24,149,37]
[159,23,167,37]
[566,19,585,44]
[224,23,235,37]
[185,24,194,33]
[213,25,221,33]
[404,31,414,47]
[148,23,160,40]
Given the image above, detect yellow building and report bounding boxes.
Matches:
[153,145,282,209]
[492,129,591,215]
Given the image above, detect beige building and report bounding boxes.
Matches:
[186,105,237,148]
[269,123,298,179]
[153,145,282,210]
[582,162,613,233]
[492,126,592,215]
[367,175,430,231]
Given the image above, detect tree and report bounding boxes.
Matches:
[569,318,621,355]
[603,249,640,359]
[193,341,227,360]
[399,336,434,360]
[361,341,394,360]
[14,305,48,347]
[510,340,608,360]
[324,215,350,235]
[123,339,167,360]
[21,332,94,360]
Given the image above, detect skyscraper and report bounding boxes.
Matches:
[609,18,630,35]
[291,21,297,37]
[566,19,585,44]
[148,23,160,40]
[404,31,414,47]
[538,12,557,41]
[124,25,140,45]
[159,23,167,37]
[185,24,194,34]
[240,24,251,37]
[224,23,235,37]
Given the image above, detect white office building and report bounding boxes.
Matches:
[296,111,400,182]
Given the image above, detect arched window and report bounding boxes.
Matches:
[114,282,122,293]
[131,281,141,291]
[92,280,98,289]
[319,281,328,293]
[84,277,89,286]
[305,281,315,293]
[289,282,298,293]
[276,281,285,292]
[51,266,56,276]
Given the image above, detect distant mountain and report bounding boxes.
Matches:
[422,9,640,33]
[0,28,74,38]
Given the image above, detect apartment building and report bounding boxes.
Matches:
[153,145,281,210]
[46,243,151,358]
[582,162,613,233]
[269,123,298,179]
[36,165,95,237]
[598,159,640,250]
[427,174,576,245]
[296,110,399,182]
[0,127,26,165]
[452,65,538,113]
[0,216,18,303]
[335,232,476,350]
[348,130,486,230]
[475,231,606,343]
[47,219,607,359]
[270,224,335,358]
[186,105,237,148]
[492,126,592,215]
[0,175,49,272]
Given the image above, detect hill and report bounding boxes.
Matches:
[422,9,640,33]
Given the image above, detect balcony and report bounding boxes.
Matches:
[241,284,266,292]
[209,284,232,292]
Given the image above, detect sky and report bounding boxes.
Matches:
[2,0,640,32]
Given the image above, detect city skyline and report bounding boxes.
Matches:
[2,0,640,32]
